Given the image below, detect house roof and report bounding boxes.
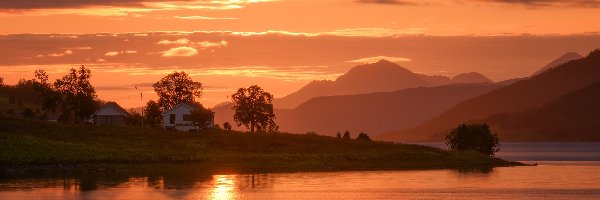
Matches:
[162,102,200,114]
[93,102,129,116]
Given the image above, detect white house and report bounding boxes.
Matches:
[93,102,129,126]
[162,103,214,131]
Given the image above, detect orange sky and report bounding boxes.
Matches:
[1,0,600,108]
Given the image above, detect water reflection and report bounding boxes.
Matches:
[1,164,600,199]
[210,175,235,200]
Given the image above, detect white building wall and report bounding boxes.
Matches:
[162,104,198,131]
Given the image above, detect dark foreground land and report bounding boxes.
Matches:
[0,117,522,176]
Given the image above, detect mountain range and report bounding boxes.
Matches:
[214,60,497,136]
[378,50,600,141]
[273,60,491,109]
[214,50,598,141]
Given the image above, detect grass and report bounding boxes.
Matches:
[0,117,522,175]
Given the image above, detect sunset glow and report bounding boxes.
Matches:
[1,0,600,108]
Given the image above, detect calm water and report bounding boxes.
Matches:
[1,143,600,200]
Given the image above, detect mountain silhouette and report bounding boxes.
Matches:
[275,83,498,135]
[531,52,582,77]
[378,49,600,141]
[213,83,498,135]
[476,82,600,141]
[273,60,453,109]
[452,72,493,84]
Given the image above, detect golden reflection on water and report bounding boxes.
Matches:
[209,175,236,200]
[2,163,600,200]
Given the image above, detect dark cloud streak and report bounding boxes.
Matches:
[0,0,179,10]
[482,0,600,8]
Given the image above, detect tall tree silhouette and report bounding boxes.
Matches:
[231,85,277,133]
[55,66,98,123]
[152,71,202,111]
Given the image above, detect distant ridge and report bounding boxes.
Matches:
[452,72,493,84]
[274,60,493,109]
[531,52,583,77]
[213,83,498,135]
[477,82,600,141]
[379,49,600,141]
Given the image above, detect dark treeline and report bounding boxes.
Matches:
[0,66,101,123]
[1,67,279,134]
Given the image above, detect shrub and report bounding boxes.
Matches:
[305,131,318,136]
[445,123,500,156]
[343,131,351,139]
[356,132,371,141]
[223,122,232,131]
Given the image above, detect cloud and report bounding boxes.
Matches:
[356,0,421,5]
[174,16,237,20]
[323,28,427,37]
[37,50,74,57]
[196,40,229,48]
[105,51,120,56]
[157,38,190,45]
[229,28,426,37]
[161,46,198,57]
[480,0,600,7]
[347,56,412,63]
[105,50,138,56]
[60,46,92,50]
[0,0,279,16]
[0,0,157,9]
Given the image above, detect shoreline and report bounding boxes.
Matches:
[0,117,524,178]
[0,160,527,178]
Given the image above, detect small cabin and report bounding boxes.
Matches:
[162,103,214,131]
[93,102,129,126]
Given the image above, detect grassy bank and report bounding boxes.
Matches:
[0,117,522,175]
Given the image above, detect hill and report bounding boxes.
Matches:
[274,60,454,109]
[275,83,498,136]
[0,117,519,174]
[452,72,493,84]
[477,82,600,141]
[213,84,499,136]
[379,49,600,141]
[531,52,583,77]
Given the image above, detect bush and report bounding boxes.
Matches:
[305,131,318,136]
[445,124,500,156]
[343,131,351,139]
[356,132,371,141]
[223,122,232,131]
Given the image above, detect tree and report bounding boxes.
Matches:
[0,76,3,86]
[445,123,500,157]
[127,109,143,126]
[356,132,371,141]
[152,71,202,111]
[53,66,98,123]
[31,67,98,123]
[223,122,232,131]
[343,131,351,139]
[336,132,342,138]
[33,70,60,114]
[189,103,214,130]
[144,100,163,127]
[231,85,277,133]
